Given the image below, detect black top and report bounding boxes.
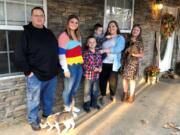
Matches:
[15,22,59,81]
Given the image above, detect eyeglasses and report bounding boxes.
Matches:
[32,15,45,18]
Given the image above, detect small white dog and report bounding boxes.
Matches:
[40,111,77,134]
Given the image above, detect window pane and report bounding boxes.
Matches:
[26,5,34,23]
[10,53,19,73]
[0,31,7,51]
[27,0,43,5]
[123,0,132,30]
[6,2,25,25]
[0,53,8,74]
[0,1,5,25]
[7,0,25,2]
[8,30,23,51]
[8,0,24,3]
[104,0,133,31]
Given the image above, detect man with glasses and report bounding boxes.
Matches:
[15,7,59,131]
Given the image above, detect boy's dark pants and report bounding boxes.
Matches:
[83,79,99,109]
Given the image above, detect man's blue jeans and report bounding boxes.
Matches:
[84,79,99,106]
[62,64,83,106]
[26,74,57,124]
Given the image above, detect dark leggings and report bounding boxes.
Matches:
[99,63,118,96]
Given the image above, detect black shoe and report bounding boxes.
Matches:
[100,96,106,105]
[110,96,114,101]
[83,102,91,113]
[94,104,101,110]
[42,114,48,118]
[30,122,41,131]
[83,107,91,113]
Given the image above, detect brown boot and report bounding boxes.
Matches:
[121,92,129,102]
[128,94,135,103]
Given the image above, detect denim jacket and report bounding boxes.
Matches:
[109,35,125,72]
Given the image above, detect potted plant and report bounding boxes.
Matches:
[145,65,160,84]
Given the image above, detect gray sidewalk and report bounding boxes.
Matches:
[72,80,180,135]
[1,80,180,135]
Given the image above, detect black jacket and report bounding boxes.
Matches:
[15,22,59,81]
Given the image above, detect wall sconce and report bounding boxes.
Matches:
[156,0,163,10]
[152,0,164,20]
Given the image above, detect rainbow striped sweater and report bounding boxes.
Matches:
[58,32,83,72]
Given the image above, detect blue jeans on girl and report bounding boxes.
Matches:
[62,64,83,107]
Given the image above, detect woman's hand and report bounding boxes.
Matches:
[64,71,70,78]
[106,35,112,39]
[131,53,136,57]
[125,48,131,54]
[132,52,144,58]
[104,48,110,53]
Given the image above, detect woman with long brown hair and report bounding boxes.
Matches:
[99,20,125,104]
[121,24,144,103]
[58,15,83,112]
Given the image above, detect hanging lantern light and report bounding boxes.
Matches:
[151,0,164,20]
[156,0,163,10]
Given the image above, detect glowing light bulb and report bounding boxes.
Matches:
[157,3,163,9]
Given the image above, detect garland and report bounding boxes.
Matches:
[161,13,176,38]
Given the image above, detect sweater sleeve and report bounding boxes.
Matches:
[110,36,125,54]
[58,32,69,72]
[15,32,31,76]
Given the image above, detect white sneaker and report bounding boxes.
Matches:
[64,106,71,112]
[73,106,80,113]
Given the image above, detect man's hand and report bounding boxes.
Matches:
[28,72,34,78]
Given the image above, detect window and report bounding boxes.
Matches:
[0,30,23,74]
[104,0,134,33]
[0,0,47,76]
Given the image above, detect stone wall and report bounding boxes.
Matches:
[47,0,105,44]
[0,76,27,126]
